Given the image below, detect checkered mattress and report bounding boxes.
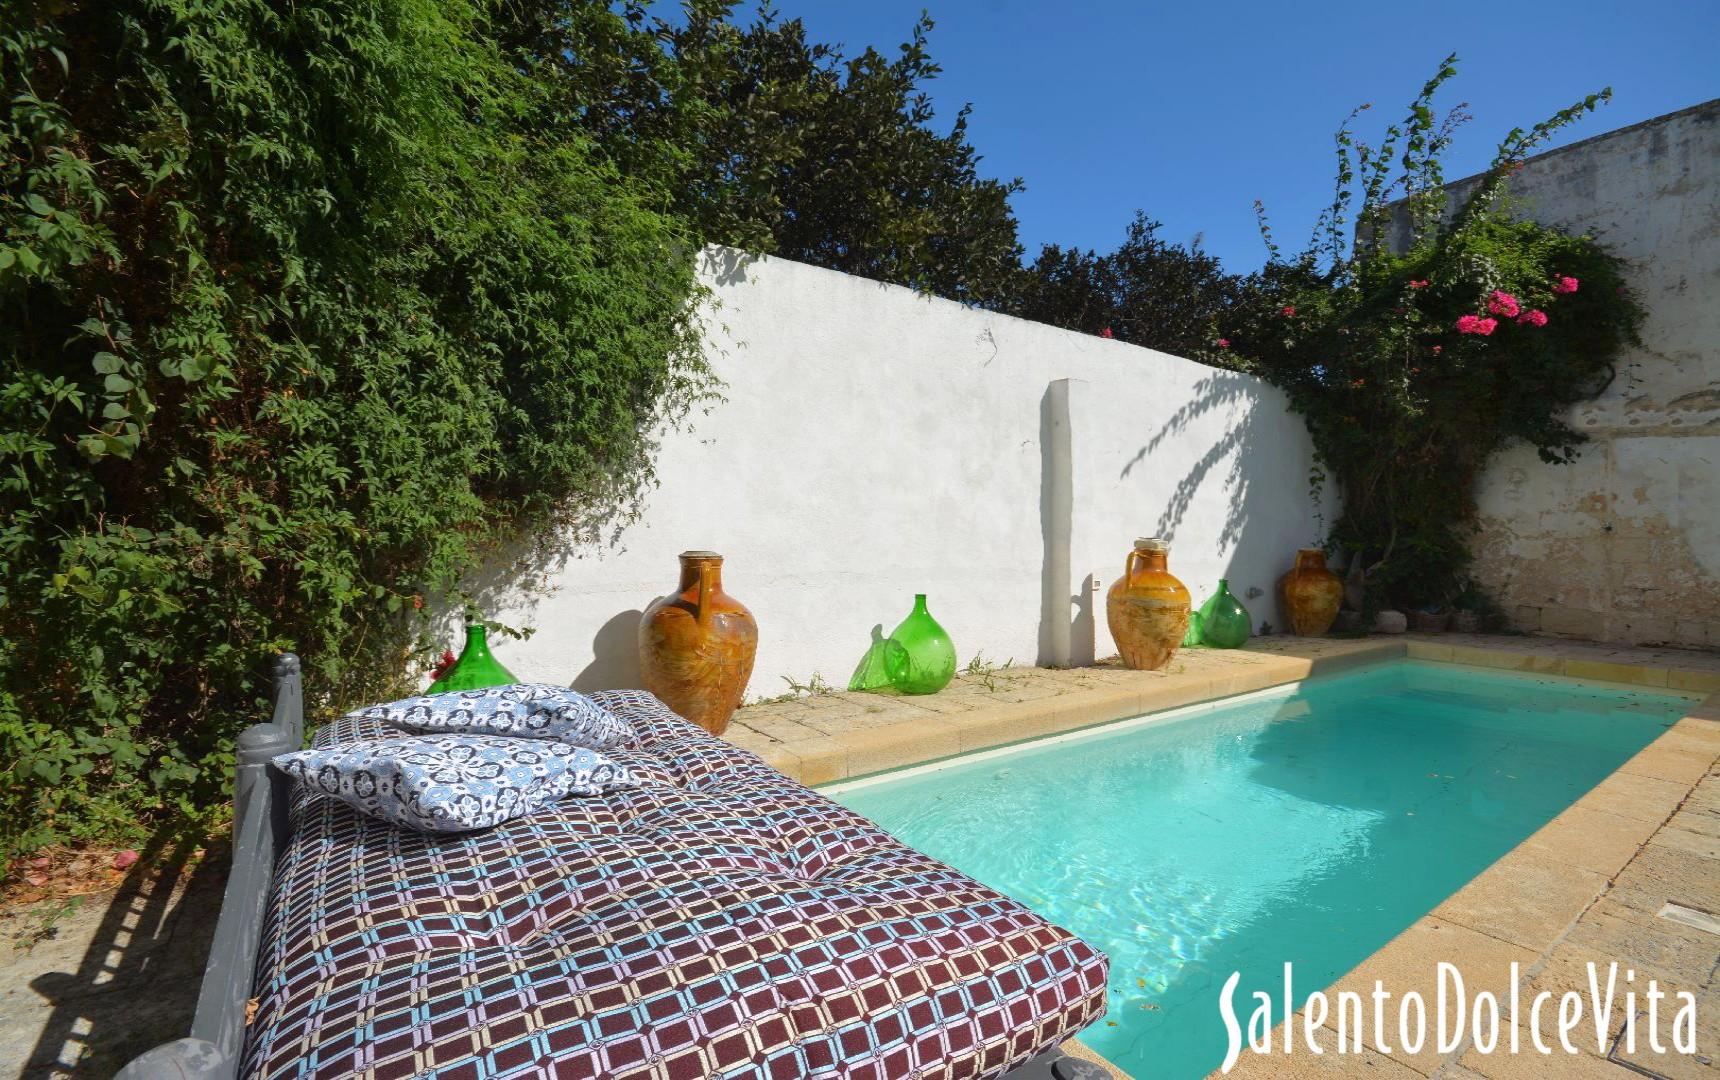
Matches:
[241,690,1109,1079]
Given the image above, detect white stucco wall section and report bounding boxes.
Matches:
[476,249,1325,698]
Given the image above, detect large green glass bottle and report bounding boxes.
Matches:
[426,623,518,693]
[885,594,957,695]
[1198,580,1252,649]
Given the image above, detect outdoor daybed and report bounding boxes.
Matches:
[122,656,1110,1079]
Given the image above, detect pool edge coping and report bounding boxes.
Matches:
[726,637,1720,1080]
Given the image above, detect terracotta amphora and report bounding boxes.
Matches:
[1277,548,1344,636]
[638,551,758,735]
[1106,538,1191,670]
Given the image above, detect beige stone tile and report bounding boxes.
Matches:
[1668,668,1720,694]
[1053,687,1145,733]
[836,718,962,778]
[1646,729,1720,757]
[1605,842,1720,917]
[1560,901,1720,987]
[1405,641,1457,663]
[1453,1042,1620,1079]
[750,744,802,782]
[1218,1036,1425,1078]
[1685,775,1720,814]
[1561,659,1671,687]
[945,701,1068,752]
[1665,807,1720,839]
[1520,806,1655,877]
[879,693,984,715]
[1616,744,1718,785]
[773,735,849,786]
[1570,772,1691,824]
[1325,917,1538,1075]
[1512,945,1634,1044]
[721,726,779,755]
[1670,715,1720,744]
[1610,986,1718,1080]
[1135,677,1225,715]
[1450,646,1563,675]
[1645,822,1720,861]
[1432,850,1608,951]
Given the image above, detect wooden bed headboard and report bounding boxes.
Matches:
[116,653,303,1080]
[113,653,1103,1080]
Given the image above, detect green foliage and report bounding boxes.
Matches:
[0,0,708,856]
[1219,58,1642,608]
[510,1,1027,307]
[1014,213,1242,355]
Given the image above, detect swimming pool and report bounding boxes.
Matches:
[825,660,1693,1078]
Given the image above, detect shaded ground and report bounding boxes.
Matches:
[0,836,226,1079]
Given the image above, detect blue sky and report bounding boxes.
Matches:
[767,0,1720,273]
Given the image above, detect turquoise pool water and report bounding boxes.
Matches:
[826,661,1691,1079]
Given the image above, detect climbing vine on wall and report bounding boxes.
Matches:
[1216,57,1644,612]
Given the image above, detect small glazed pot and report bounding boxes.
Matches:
[637,551,758,735]
[1278,548,1344,636]
[1450,611,1481,634]
[1106,537,1192,670]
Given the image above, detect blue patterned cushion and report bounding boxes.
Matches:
[350,683,633,750]
[274,735,633,833]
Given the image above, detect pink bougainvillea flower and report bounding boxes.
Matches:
[1216,338,1230,348]
[1409,279,1429,289]
[113,850,140,871]
[1350,379,1366,388]
[1455,315,1482,334]
[1280,305,1296,316]
[1517,309,1549,327]
[1098,327,1114,338]
[1553,276,1579,294]
[1487,291,1520,317]
[1431,345,1443,355]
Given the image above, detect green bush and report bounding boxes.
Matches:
[0,0,708,857]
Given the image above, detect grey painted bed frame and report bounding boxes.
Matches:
[117,654,1106,1080]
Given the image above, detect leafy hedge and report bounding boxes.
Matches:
[0,0,708,856]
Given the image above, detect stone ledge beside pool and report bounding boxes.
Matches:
[721,634,1720,1080]
[725,636,1401,786]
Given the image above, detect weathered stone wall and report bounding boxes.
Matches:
[1426,101,1719,647]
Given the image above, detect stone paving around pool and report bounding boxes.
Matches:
[722,634,1720,1080]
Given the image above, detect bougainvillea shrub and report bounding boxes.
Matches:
[1216,58,1643,610]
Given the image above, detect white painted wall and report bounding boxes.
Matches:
[472,248,1326,698]
[1423,101,1720,647]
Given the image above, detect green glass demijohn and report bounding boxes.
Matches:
[884,594,957,695]
[1180,609,1205,648]
[1198,579,1252,649]
[426,622,518,693]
